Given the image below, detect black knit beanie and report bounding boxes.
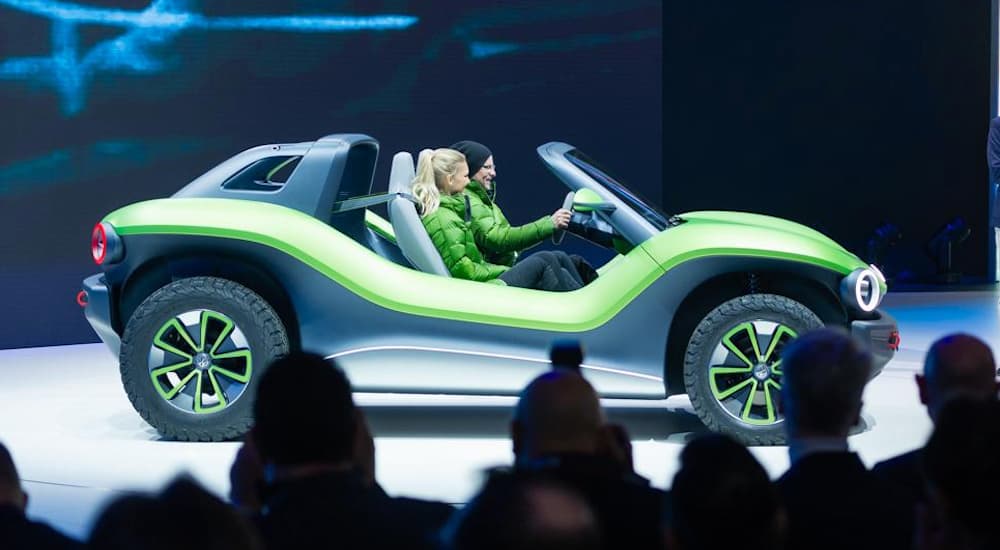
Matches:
[450,140,492,177]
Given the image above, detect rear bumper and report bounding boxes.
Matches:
[851,309,899,378]
[82,273,120,358]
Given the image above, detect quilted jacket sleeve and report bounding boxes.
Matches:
[468,197,555,255]
[423,206,508,282]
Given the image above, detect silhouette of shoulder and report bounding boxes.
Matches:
[256,471,452,550]
[778,452,911,550]
[0,504,82,549]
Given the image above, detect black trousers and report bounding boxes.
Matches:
[499,251,582,291]
[566,253,599,285]
[498,251,598,291]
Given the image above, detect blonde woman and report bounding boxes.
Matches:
[413,148,580,291]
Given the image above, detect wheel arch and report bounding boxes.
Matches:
[116,254,301,351]
[663,260,848,396]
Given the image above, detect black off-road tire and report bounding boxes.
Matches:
[119,277,289,441]
[683,294,823,446]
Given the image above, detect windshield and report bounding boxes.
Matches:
[565,149,670,230]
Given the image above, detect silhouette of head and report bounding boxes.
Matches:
[511,370,605,461]
[253,351,357,467]
[89,476,262,550]
[0,441,25,510]
[917,333,998,422]
[667,433,784,550]
[779,328,872,438]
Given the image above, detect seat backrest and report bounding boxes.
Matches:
[387,152,451,277]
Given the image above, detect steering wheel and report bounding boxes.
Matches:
[552,191,575,245]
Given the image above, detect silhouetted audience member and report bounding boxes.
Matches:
[776,328,910,550]
[509,369,664,550]
[664,434,784,550]
[442,471,601,550]
[0,440,82,549]
[918,398,1000,550]
[873,334,998,523]
[89,476,260,550]
[230,352,453,550]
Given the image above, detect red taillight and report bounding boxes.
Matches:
[91,222,107,265]
[887,330,901,351]
[76,290,88,307]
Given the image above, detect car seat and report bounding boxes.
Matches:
[387,152,451,276]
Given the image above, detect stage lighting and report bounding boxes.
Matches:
[864,222,901,270]
[925,217,970,284]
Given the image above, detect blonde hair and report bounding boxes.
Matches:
[411,148,467,216]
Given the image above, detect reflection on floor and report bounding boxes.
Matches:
[0,289,996,540]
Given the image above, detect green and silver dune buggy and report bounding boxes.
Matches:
[81,133,898,444]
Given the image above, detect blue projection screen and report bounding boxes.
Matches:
[0,0,663,348]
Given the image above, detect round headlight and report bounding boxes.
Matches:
[840,268,882,313]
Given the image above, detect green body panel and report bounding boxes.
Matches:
[104,200,876,331]
[647,210,878,287]
[105,198,665,332]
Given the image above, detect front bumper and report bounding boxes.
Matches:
[851,309,899,378]
[82,273,120,358]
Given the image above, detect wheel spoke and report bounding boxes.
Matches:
[200,310,235,355]
[210,366,250,386]
[211,349,252,383]
[150,358,194,400]
[762,325,798,363]
[713,376,754,400]
[739,379,761,420]
[740,379,782,425]
[194,370,228,413]
[710,365,753,375]
[721,322,763,368]
[156,368,198,401]
[764,379,781,422]
[151,358,193,378]
[153,318,198,358]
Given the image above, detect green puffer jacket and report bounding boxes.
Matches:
[465,180,554,266]
[421,193,509,283]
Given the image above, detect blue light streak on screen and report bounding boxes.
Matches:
[0,0,419,115]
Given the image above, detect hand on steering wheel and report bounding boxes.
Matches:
[552,191,575,245]
[550,209,571,229]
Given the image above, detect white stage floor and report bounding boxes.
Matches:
[1,289,997,540]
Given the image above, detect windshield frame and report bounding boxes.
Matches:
[564,149,670,231]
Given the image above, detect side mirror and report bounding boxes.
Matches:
[572,188,616,213]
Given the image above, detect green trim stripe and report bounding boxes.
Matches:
[106,198,870,332]
[108,198,664,332]
[364,210,396,243]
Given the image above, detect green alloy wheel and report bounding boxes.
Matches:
[119,277,289,441]
[684,294,823,445]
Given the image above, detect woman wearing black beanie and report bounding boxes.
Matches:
[450,140,598,285]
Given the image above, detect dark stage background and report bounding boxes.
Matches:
[1,1,994,350]
[0,0,662,348]
[665,0,994,288]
